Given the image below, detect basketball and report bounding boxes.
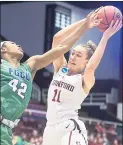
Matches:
[97,6,122,32]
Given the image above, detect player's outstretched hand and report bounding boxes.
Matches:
[103,20,122,39]
[86,7,103,28]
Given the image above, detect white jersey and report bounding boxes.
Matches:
[46,67,88,124]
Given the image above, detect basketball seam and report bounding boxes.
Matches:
[97,16,109,26]
[100,21,109,26]
[104,7,110,26]
[111,7,116,24]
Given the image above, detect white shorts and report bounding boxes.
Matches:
[43,119,88,145]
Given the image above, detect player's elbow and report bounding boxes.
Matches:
[56,44,69,53]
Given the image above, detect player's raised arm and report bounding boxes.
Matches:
[26,8,102,78]
[26,22,88,76]
[25,23,87,78]
[83,20,122,90]
[85,20,122,71]
[52,7,103,73]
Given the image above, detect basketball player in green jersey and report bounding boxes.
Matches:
[0,8,102,145]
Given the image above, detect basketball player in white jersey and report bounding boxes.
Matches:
[43,7,122,145]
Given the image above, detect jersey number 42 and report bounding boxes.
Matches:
[9,79,27,99]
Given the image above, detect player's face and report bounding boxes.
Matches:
[3,41,24,60]
[68,45,88,72]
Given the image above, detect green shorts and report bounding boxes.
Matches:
[0,124,13,145]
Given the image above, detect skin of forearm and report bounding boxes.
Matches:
[54,18,87,38]
[86,35,108,70]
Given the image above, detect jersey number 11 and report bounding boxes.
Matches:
[52,89,61,103]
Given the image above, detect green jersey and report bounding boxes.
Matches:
[1,59,32,121]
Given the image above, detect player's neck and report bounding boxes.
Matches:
[4,56,20,68]
[68,69,81,76]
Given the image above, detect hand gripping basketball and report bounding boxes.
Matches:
[103,20,122,39]
[97,6,122,32]
[86,7,103,29]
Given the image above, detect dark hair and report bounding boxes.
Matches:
[79,40,97,59]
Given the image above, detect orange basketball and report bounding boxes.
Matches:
[97,6,122,32]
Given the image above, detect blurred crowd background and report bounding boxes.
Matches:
[12,115,122,145]
[1,1,123,145]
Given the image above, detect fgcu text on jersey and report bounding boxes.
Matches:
[8,68,30,81]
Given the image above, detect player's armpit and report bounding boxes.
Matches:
[53,55,67,73]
